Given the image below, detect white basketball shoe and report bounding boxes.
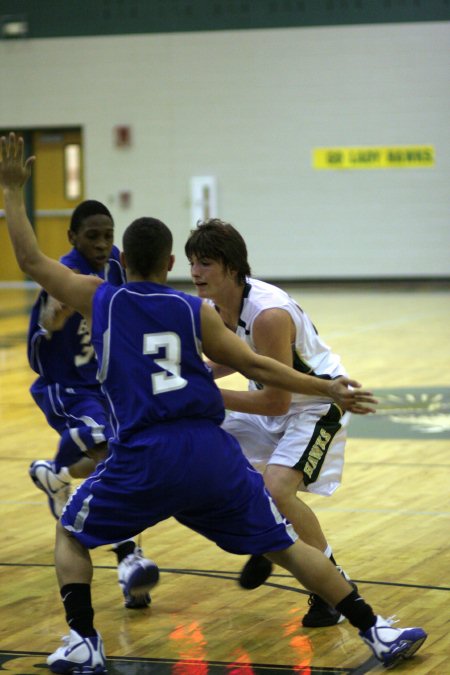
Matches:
[360,615,427,668]
[29,459,71,519]
[47,628,106,674]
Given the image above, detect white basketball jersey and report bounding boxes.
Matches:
[236,278,346,407]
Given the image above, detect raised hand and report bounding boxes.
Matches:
[0,132,35,191]
[329,376,378,415]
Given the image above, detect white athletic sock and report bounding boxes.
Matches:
[112,539,136,550]
[323,544,333,559]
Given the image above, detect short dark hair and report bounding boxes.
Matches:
[123,217,173,277]
[185,219,251,284]
[70,200,113,233]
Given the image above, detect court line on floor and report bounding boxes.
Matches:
[0,561,448,593]
[0,649,355,674]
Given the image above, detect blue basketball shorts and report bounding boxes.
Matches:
[61,418,297,556]
[30,377,112,470]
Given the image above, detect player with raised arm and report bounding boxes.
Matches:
[26,197,158,608]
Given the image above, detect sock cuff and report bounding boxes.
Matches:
[323,544,333,559]
[60,583,91,599]
[335,588,359,611]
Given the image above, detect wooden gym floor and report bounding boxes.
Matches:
[0,282,449,674]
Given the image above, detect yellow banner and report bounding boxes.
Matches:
[313,146,435,170]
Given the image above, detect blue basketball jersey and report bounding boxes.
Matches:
[27,245,125,386]
[91,281,225,440]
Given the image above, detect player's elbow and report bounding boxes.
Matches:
[15,246,39,274]
[16,251,33,274]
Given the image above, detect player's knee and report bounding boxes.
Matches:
[264,466,302,506]
[265,481,291,511]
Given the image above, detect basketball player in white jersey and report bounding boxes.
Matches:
[186,219,355,627]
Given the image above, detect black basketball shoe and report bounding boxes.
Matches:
[239,554,273,589]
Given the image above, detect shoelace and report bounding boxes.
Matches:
[59,634,71,647]
[385,615,399,626]
[307,593,331,608]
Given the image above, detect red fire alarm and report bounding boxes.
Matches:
[118,191,132,208]
[114,126,132,147]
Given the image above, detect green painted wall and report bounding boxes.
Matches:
[1,0,449,39]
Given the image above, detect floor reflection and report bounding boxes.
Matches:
[0,651,352,675]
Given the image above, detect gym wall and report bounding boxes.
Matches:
[0,1,448,280]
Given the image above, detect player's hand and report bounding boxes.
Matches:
[0,132,35,191]
[41,297,76,332]
[329,376,378,414]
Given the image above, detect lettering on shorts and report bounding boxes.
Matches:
[295,404,341,484]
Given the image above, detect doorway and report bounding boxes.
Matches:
[0,128,83,282]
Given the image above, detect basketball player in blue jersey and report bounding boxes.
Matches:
[26,199,158,609]
[185,219,358,627]
[1,133,426,673]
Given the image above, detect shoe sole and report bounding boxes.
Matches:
[48,663,107,674]
[125,593,151,609]
[384,635,427,669]
[49,665,107,674]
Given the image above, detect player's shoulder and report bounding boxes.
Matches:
[246,277,289,308]
[94,279,119,300]
[60,248,91,274]
[110,244,121,262]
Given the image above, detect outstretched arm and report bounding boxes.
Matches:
[0,133,100,318]
[200,301,377,414]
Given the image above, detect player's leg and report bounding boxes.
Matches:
[242,405,354,626]
[47,453,161,673]
[267,541,427,669]
[180,425,427,669]
[184,427,426,670]
[240,465,330,593]
[30,384,158,609]
[222,412,278,588]
[268,540,350,605]
[264,464,327,549]
[47,521,106,674]
[263,461,354,626]
[276,405,355,626]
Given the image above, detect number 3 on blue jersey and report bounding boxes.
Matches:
[143,332,187,394]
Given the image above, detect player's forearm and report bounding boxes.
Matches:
[241,354,332,398]
[3,187,42,274]
[207,360,235,379]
